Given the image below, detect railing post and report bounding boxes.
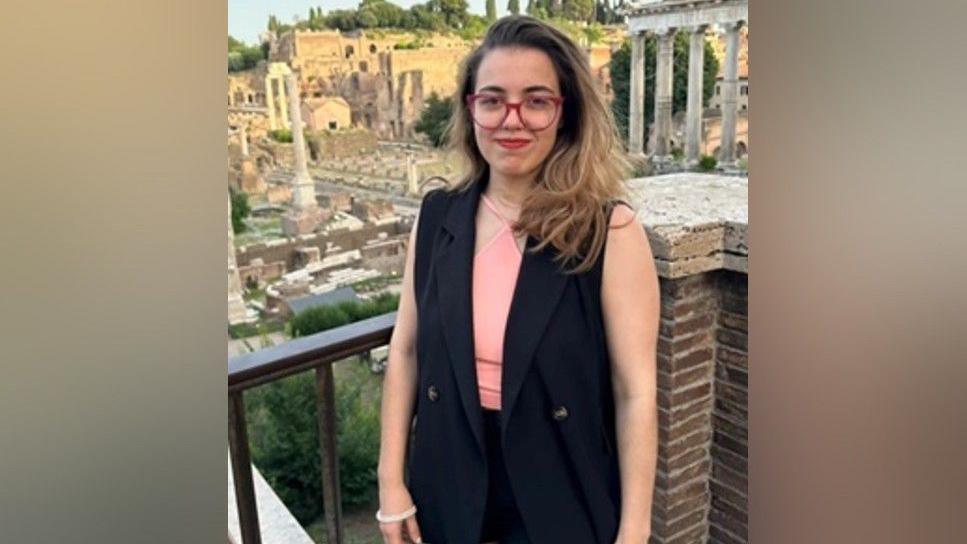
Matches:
[229,392,262,544]
[316,363,344,544]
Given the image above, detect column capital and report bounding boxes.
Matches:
[655,27,677,39]
[723,19,746,33]
[688,24,710,35]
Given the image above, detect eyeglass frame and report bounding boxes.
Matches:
[465,93,565,131]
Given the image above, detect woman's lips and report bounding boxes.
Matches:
[495,139,531,149]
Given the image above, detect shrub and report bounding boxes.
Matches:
[698,154,717,172]
[244,295,400,523]
[230,187,251,234]
[289,293,399,338]
[269,129,293,143]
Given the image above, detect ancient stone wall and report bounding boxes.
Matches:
[389,47,468,99]
[235,220,410,271]
[309,128,378,160]
[228,66,268,107]
[228,109,271,142]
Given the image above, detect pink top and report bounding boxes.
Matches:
[472,193,523,410]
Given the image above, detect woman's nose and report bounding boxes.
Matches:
[502,105,525,129]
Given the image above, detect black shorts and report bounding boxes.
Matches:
[479,408,531,544]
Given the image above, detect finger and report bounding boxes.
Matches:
[380,522,403,544]
[405,515,423,543]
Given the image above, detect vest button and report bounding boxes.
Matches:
[551,405,569,421]
[427,385,440,402]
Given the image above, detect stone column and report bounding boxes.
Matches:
[239,124,249,157]
[653,28,676,162]
[719,22,744,166]
[405,151,419,196]
[628,30,647,157]
[685,26,707,166]
[286,73,314,211]
[265,76,277,131]
[281,72,323,237]
[227,193,250,325]
[277,77,290,130]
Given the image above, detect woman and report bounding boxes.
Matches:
[377,15,659,544]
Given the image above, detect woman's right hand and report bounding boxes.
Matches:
[378,482,423,544]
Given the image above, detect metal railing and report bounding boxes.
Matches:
[228,311,397,544]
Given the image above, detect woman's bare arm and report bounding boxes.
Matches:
[378,212,421,488]
[601,204,660,543]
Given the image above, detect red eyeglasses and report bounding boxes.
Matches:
[465,93,564,131]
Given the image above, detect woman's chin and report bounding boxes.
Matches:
[492,161,533,178]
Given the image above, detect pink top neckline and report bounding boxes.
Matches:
[477,193,523,258]
[473,193,525,410]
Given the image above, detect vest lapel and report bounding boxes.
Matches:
[433,178,570,457]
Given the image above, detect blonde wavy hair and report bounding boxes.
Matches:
[441,15,635,274]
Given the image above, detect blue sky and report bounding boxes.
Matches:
[229,0,506,44]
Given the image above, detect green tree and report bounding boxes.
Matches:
[409,4,447,31]
[357,9,379,28]
[457,14,490,40]
[561,0,594,22]
[414,92,454,147]
[267,14,292,34]
[324,9,360,31]
[246,294,401,523]
[508,0,521,15]
[228,35,267,73]
[594,0,617,24]
[526,0,547,18]
[427,0,470,28]
[229,187,250,234]
[609,33,719,146]
[359,0,408,27]
[582,22,603,44]
[486,0,497,21]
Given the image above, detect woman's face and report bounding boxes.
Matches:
[470,46,563,183]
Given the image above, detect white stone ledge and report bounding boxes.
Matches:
[228,452,314,544]
[627,173,748,278]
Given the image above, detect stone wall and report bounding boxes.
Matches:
[259,28,473,141]
[309,128,378,160]
[235,219,411,271]
[390,47,468,99]
[228,108,271,141]
[626,173,747,544]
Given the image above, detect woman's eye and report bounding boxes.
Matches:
[478,96,502,106]
[527,97,553,108]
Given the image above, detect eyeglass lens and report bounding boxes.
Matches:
[471,96,559,130]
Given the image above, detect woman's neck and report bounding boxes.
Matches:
[484,170,534,210]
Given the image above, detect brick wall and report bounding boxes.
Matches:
[649,269,748,544]
[709,271,748,544]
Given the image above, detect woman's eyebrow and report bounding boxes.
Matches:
[476,84,557,94]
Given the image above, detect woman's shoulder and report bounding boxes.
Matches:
[607,199,637,229]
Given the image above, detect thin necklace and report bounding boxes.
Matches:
[483,190,522,220]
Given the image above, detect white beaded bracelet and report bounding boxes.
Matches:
[375,504,417,523]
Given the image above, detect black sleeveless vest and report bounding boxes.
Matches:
[407,177,624,544]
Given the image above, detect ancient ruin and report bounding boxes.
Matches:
[623,0,748,167]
